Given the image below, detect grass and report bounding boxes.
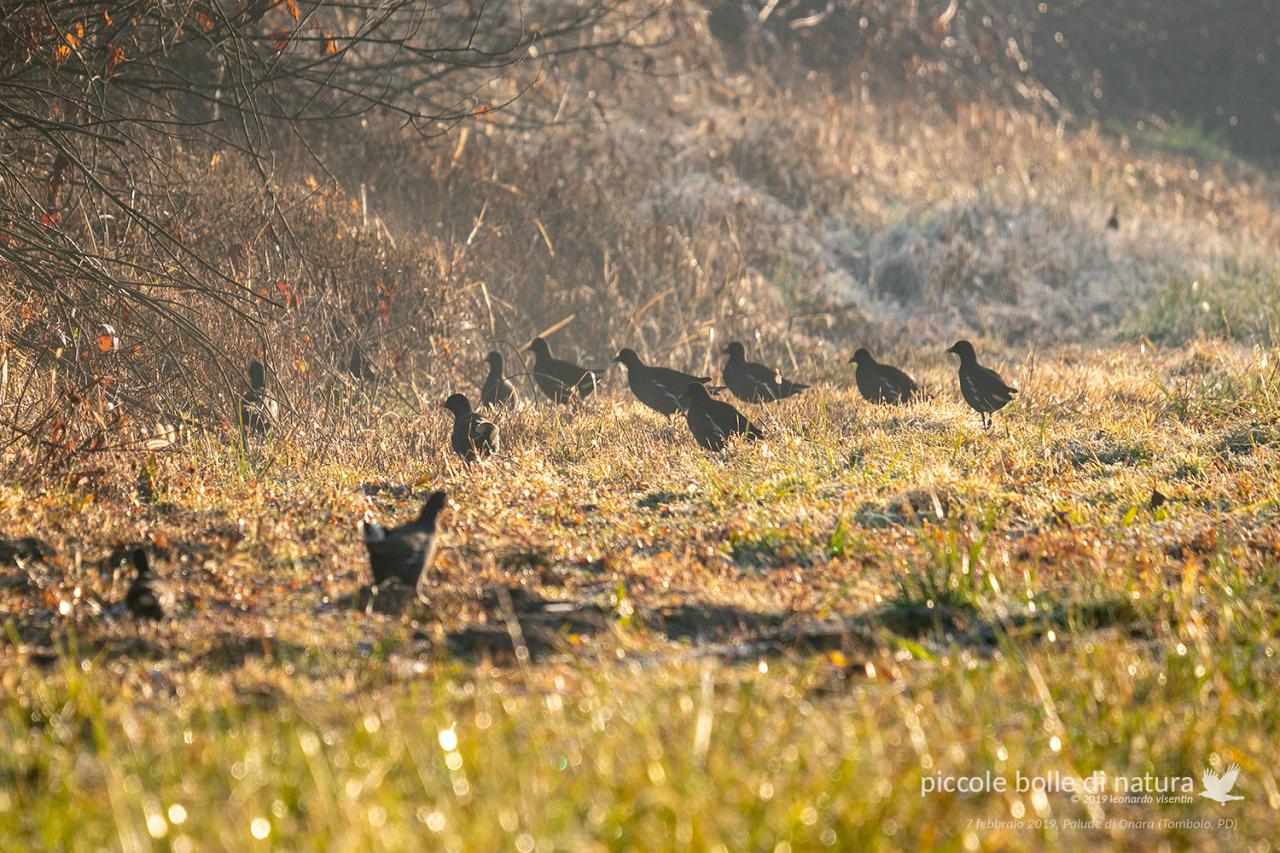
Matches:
[3,340,1280,848]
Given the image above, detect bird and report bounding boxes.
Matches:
[480,351,516,407]
[443,393,499,461]
[347,342,376,382]
[613,348,713,417]
[680,382,763,451]
[848,348,920,405]
[238,360,279,435]
[124,548,175,621]
[721,341,808,403]
[526,337,598,404]
[945,340,1017,429]
[1106,205,1119,231]
[1199,765,1245,804]
[361,491,447,595]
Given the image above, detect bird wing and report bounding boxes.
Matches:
[366,529,429,585]
[962,368,1013,409]
[744,361,783,388]
[1202,768,1224,795]
[650,366,706,390]
[472,417,499,450]
[980,365,1017,394]
[881,365,919,399]
[652,384,681,412]
[1219,764,1241,790]
[708,399,751,437]
[696,410,726,448]
[551,358,597,392]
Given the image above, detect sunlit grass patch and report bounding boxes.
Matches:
[2,342,1280,847]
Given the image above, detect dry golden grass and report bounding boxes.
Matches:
[5,8,1280,846]
[3,338,1279,848]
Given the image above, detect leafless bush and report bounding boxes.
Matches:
[0,0,665,475]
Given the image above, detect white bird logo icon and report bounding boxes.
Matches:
[1199,764,1244,804]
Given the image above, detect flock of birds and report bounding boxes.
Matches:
[438,336,1018,459]
[8,337,1018,623]
[269,336,1012,616]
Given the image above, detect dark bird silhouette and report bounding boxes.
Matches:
[125,548,175,621]
[362,491,447,594]
[348,342,376,382]
[1106,205,1119,231]
[613,348,712,416]
[480,351,517,407]
[443,393,499,461]
[238,360,279,435]
[0,536,56,564]
[946,340,1017,428]
[680,382,763,451]
[848,348,920,405]
[721,341,808,403]
[526,337,598,404]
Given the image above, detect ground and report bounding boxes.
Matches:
[3,339,1278,849]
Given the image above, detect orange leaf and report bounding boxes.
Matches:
[105,46,125,76]
[97,334,114,352]
[324,34,337,55]
[197,10,215,31]
[286,0,299,21]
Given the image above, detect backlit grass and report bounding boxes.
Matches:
[3,340,1279,849]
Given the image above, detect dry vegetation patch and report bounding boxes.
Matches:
[3,342,1280,845]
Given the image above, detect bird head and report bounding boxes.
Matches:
[525,337,550,358]
[721,341,745,359]
[486,350,503,370]
[442,393,471,417]
[248,360,267,390]
[613,348,640,368]
[946,340,976,361]
[848,347,872,365]
[681,381,712,406]
[417,491,448,527]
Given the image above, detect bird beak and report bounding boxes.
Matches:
[846,355,856,364]
[945,344,958,355]
[719,345,730,354]
[439,401,448,410]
